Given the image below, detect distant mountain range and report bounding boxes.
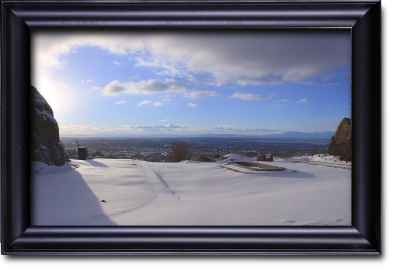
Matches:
[263,131,335,138]
[197,134,238,137]
[199,132,335,138]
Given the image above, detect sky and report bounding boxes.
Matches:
[31,30,351,137]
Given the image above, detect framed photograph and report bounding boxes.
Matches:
[1,0,381,255]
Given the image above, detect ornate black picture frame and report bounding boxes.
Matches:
[1,0,381,255]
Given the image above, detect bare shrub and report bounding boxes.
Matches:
[168,141,190,162]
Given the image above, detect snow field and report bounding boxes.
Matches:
[32,157,351,226]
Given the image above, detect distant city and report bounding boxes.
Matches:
[61,136,331,162]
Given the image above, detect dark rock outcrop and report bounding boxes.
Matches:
[31,86,69,165]
[328,118,352,161]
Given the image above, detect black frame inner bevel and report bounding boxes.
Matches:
[1,0,381,255]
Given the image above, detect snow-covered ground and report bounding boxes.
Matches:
[31,156,351,226]
[292,154,351,165]
[290,154,351,170]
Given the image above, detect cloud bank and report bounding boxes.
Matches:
[103,79,187,96]
[186,91,219,98]
[297,98,309,103]
[114,101,126,105]
[33,30,350,87]
[137,100,152,106]
[59,123,282,136]
[231,92,264,100]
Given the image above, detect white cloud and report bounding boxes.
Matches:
[274,98,290,103]
[112,61,121,65]
[137,100,152,106]
[92,86,103,90]
[161,119,170,122]
[187,103,198,107]
[231,92,264,100]
[297,98,309,103]
[186,91,219,98]
[32,33,146,70]
[154,102,164,106]
[103,79,187,96]
[114,101,126,105]
[32,31,350,87]
[81,79,93,84]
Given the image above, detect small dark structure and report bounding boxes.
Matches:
[256,152,273,162]
[78,147,88,160]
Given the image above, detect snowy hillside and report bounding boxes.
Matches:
[32,157,351,226]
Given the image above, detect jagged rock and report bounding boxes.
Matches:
[328,118,352,161]
[31,86,69,166]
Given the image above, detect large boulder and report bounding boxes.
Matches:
[328,118,352,161]
[31,86,69,166]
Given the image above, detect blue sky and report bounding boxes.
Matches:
[32,30,351,136]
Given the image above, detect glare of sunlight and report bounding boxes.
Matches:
[34,77,62,116]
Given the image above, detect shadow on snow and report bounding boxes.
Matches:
[31,169,116,226]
